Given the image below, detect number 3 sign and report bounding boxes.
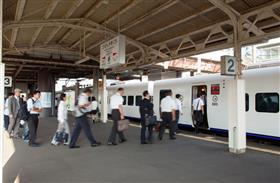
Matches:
[4,76,12,87]
[221,56,237,76]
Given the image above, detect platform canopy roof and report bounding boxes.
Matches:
[2,0,280,81]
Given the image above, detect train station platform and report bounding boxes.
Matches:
[3,117,280,183]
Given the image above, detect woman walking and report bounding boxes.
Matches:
[51,93,70,146]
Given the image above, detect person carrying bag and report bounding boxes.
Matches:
[139,90,155,144]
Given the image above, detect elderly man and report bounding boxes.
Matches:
[8,88,23,138]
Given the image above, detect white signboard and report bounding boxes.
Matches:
[221,56,237,76]
[65,91,75,111]
[4,76,12,87]
[40,92,52,108]
[100,35,126,69]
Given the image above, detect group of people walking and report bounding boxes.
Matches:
[3,86,205,148]
[4,89,43,147]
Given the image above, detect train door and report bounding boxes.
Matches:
[192,85,209,128]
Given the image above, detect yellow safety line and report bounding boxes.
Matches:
[128,123,280,156]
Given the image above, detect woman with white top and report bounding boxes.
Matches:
[51,93,70,146]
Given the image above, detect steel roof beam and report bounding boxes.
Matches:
[10,0,26,48]
[121,0,179,32]
[29,0,60,47]
[3,57,99,68]
[71,0,142,49]
[44,0,85,45]
[136,4,216,41]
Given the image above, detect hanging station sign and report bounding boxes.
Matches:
[100,35,126,69]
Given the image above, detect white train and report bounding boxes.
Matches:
[107,67,280,141]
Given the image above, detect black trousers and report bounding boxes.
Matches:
[27,114,39,145]
[193,111,203,133]
[140,119,153,143]
[159,112,175,139]
[108,109,126,143]
[174,110,180,132]
[4,115,9,130]
[70,115,97,147]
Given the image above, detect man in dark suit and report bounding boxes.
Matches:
[8,88,23,138]
[139,90,154,144]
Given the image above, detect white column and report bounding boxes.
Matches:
[228,79,246,154]
[228,21,246,153]
[101,74,108,123]
[0,0,4,180]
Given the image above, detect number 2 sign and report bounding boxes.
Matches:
[221,56,237,76]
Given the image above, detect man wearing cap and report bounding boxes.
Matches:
[8,88,23,138]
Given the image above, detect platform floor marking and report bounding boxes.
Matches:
[128,123,280,156]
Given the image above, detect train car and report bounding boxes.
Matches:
[107,82,153,119]
[106,67,280,141]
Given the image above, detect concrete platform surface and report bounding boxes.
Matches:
[3,117,280,183]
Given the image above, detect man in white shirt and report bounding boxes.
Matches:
[69,88,101,149]
[108,88,127,145]
[27,90,42,147]
[174,94,183,134]
[192,92,205,134]
[159,91,176,140]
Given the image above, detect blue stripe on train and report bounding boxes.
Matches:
[122,116,280,141]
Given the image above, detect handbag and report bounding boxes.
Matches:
[145,115,157,126]
[118,119,129,131]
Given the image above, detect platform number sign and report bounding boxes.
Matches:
[221,56,237,76]
[4,76,12,87]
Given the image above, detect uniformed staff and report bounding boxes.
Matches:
[192,93,205,134]
[139,90,154,144]
[27,90,42,147]
[108,88,127,146]
[69,88,101,149]
[174,94,182,134]
[159,91,176,140]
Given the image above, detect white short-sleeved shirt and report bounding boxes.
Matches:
[27,98,42,114]
[175,98,182,112]
[192,98,204,111]
[161,96,176,112]
[57,100,67,122]
[110,93,123,110]
[4,98,9,116]
[75,93,91,117]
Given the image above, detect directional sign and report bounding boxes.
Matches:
[4,76,12,87]
[100,35,126,69]
[221,56,237,76]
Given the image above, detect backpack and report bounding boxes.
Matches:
[18,99,34,121]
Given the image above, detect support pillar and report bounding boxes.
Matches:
[37,69,54,118]
[92,69,100,101]
[197,56,202,75]
[101,74,108,123]
[229,18,246,154]
[0,1,4,179]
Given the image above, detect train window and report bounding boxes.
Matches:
[136,96,142,106]
[245,93,249,112]
[255,93,279,113]
[123,96,127,105]
[128,96,134,106]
